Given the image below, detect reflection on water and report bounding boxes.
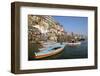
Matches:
[29,41,88,60]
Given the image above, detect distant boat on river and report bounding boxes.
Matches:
[66,39,81,46]
[66,42,81,46]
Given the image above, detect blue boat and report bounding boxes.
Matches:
[34,43,65,59]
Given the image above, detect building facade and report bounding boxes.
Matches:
[28,15,65,42]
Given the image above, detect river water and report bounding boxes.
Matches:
[29,41,88,60]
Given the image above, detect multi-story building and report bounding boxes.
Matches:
[28,15,65,42]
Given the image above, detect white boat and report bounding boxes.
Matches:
[66,42,81,46]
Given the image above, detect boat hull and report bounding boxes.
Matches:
[34,47,64,59]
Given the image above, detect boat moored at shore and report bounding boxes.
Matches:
[33,43,65,59]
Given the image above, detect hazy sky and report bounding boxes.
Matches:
[53,16,88,36]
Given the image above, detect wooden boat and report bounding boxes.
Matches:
[66,42,81,46]
[33,43,65,59]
